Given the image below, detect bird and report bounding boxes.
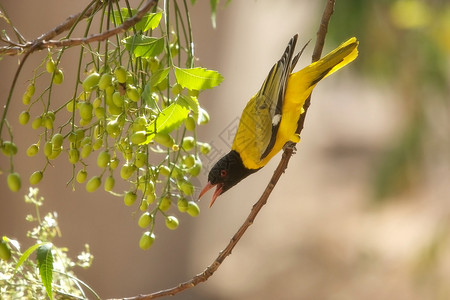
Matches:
[199,34,359,207]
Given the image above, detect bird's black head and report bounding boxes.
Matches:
[199,150,260,207]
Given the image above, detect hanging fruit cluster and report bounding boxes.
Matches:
[1,5,223,249]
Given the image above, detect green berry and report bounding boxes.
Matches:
[86,176,101,192]
[182,136,195,151]
[124,191,137,206]
[138,212,153,228]
[98,73,113,90]
[68,148,80,164]
[80,144,92,158]
[183,155,195,168]
[139,231,155,250]
[1,141,17,156]
[97,151,110,168]
[47,147,61,160]
[120,164,135,180]
[146,192,156,204]
[79,102,93,121]
[82,72,100,91]
[114,66,127,83]
[159,165,170,177]
[51,133,64,148]
[0,240,11,261]
[200,142,211,155]
[126,85,140,102]
[53,69,64,85]
[179,180,194,196]
[19,111,30,125]
[92,138,103,150]
[94,107,106,119]
[165,216,179,230]
[112,92,124,107]
[29,171,43,185]
[110,157,119,169]
[139,200,149,211]
[184,116,196,131]
[43,116,54,130]
[159,196,171,211]
[7,172,21,192]
[187,201,200,217]
[188,159,202,177]
[44,141,53,157]
[26,144,39,157]
[92,97,102,108]
[170,43,179,57]
[106,120,120,138]
[154,132,174,148]
[177,197,189,213]
[26,83,35,97]
[135,152,147,168]
[46,58,55,73]
[104,175,115,192]
[31,116,42,129]
[76,170,87,183]
[22,93,31,105]
[131,131,147,145]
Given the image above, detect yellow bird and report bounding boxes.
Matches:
[199,34,359,206]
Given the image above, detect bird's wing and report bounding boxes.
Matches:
[232,35,299,167]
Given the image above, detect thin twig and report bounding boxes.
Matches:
[0,0,158,56]
[0,0,158,137]
[108,0,337,299]
[0,0,102,56]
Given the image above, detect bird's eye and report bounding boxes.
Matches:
[220,169,227,178]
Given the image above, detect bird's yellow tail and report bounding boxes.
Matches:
[309,37,359,81]
[285,37,359,106]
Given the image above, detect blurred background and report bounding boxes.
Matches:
[1,0,450,299]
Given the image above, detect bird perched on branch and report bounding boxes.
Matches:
[199,34,359,207]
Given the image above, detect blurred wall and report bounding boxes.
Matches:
[1,1,450,300]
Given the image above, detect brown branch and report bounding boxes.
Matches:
[0,0,158,56]
[108,0,337,299]
[0,0,102,56]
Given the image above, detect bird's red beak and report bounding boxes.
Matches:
[199,182,223,207]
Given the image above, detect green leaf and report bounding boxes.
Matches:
[15,242,45,273]
[179,94,199,116]
[150,67,170,87]
[139,12,163,31]
[174,67,224,91]
[142,82,158,110]
[110,8,134,25]
[111,9,162,31]
[143,98,190,144]
[122,35,164,58]
[37,243,54,300]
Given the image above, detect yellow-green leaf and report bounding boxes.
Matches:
[15,242,44,273]
[140,12,163,31]
[150,67,170,87]
[111,9,162,31]
[174,67,224,91]
[143,98,190,144]
[122,35,164,58]
[37,243,54,300]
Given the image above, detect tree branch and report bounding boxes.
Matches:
[108,0,337,299]
[0,0,158,56]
